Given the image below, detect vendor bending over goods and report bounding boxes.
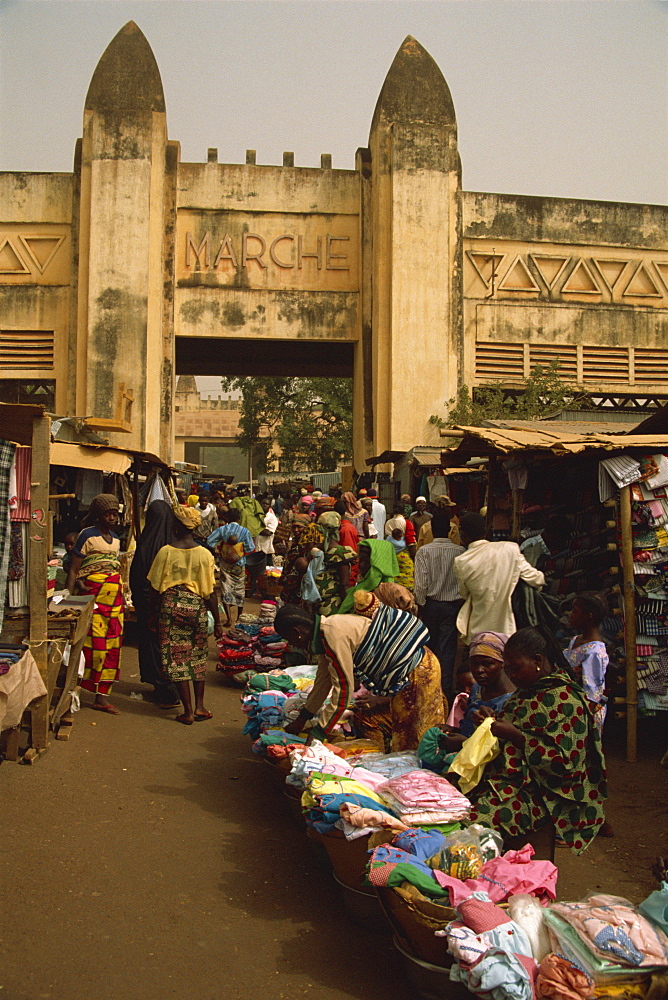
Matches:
[467,625,607,854]
[275,596,445,748]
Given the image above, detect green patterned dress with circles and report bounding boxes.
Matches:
[468,670,607,853]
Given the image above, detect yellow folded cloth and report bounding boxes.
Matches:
[448,717,500,794]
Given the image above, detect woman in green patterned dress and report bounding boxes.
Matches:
[311,511,357,615]
[468,625,607,854]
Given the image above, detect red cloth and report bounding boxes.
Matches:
[457,895,512,933]
[404,519,416,545]
[339,518,360,584]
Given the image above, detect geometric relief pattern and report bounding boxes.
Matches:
[0,237,30,274]
[0,233,64,276]
[465,249,668,304]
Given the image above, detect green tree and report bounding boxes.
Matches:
[220,376,353,474]
[430,361,591,428]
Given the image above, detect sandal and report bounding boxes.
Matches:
[158,702,182,710]
[194,711,213,722]
[175,714,194,725]
[92,702,120,715]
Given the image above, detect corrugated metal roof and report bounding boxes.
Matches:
[442,424,668,457]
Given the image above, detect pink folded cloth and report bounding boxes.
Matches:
[339,802,408,832]
[434,844,558,906]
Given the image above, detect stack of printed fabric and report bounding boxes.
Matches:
[217,632,256,673]
[216,613,288,676]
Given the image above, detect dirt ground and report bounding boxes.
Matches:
[1,615,666,1000]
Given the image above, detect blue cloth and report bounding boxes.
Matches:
[206,523,255,567]
[392,827,447,861]
[306,791,391,834]
[460,683,514,737]
[301,549,325,604]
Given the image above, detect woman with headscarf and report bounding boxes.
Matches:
[341,491,370,539]
[417,630,514,772]
[147,506,222,724]
[468,626,607,855]
[206,510,255,626]
[336,538,400,614]
[276,596,434,747]
[300,511,357,616]
[129,500,180,708]
[65,494,125,714]
[353,587,446,751]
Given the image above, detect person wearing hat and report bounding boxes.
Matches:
[65,493,126,714]
[147,505,221,724]
[408,497,432,536]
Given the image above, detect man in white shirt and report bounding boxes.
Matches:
[413,510,465,697]
[454,512,545,643]
[255,495,279,563]
[367,489,387,539]
[194,492,219,542]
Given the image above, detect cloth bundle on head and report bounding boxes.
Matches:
[174,505,202,530]
[336,539,399,614]
[469,631,508,662]
[353,590,380,619]
[312,490,322,498]
[187,494,199,507]
[433,494,456,510]
[82,493,120,526]
[375,582,416,613]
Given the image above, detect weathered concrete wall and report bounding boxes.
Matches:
[0,173,72,411]
[175,163,360,345]
[462,193,668,394]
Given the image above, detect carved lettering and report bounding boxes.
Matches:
[270,234,295,269]
[297,235,323,270]
[185,231,211,267]
[326,235,349,271]
[241,233,267,270]
[213,235,238,269]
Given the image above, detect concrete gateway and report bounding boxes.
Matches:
[1,22,666,467]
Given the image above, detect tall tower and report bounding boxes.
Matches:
[71,21,176,460]
[358,36,463,461]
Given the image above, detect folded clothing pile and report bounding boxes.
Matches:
[242,691,291,740]
[301,773,399,835]
[544,894,668,984]
[217,616,287,675]
[258,600,278,623]
[376,770,471,826]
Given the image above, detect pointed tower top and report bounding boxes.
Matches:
[85,21,165,115]
[371,36,455,135]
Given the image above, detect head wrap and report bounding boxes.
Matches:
[82,493,120,526]
[174,505,202,530]
[469,631,509,663]
[336,539,399,614]
[433,494,456,509]
[312,490,322,498]
[357,489,368,497]
[302,495,313,504]
[416,496,427,504]
[341,491,361,517]
[374,582,416,614]
[317,510,341,547]
[187,494,199,507]
[400,494,411,503]
[353,590,380,619]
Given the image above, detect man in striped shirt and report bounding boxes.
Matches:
[413,510,465,698]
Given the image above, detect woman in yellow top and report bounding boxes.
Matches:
[147,506,222,725]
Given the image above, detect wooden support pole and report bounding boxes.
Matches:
[28,414,51,751]
[511,488,524,542]
[619,484,638,763]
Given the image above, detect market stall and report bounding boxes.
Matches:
[440,419,668,763]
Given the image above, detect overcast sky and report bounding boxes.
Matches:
[1,0,666,205]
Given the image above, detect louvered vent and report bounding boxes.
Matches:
[0,330,54,370]
[582,346,629,383]
[528,344,578,378]
[475,343,524,381]
[634,349,668,385]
